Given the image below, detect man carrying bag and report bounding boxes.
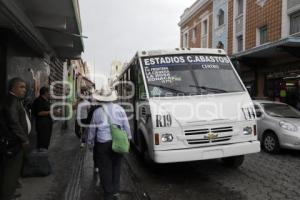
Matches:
[87,88,132,200]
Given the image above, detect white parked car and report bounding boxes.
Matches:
[253,100,300,153]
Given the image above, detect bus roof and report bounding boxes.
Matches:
[136,48,227,57]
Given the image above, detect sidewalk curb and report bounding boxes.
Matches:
[63,147,86,200]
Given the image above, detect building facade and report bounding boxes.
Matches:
[179,0,300,107]
[212,0,228,51]
[108,60,124,87]
[0,0,84,116]
[179,0,213,49]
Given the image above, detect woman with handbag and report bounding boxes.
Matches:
[87,88,132,200]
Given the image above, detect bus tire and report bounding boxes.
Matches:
[221,155,244,168]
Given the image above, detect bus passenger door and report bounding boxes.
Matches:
[126,65,137,141]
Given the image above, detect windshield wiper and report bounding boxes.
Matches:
[269,114,283,117]
[189,85,227,93]
[148,84,189,95]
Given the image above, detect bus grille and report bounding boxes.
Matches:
[185,126,233,145]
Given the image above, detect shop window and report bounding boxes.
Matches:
[290,11,300,34]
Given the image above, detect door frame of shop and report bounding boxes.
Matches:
[0,42,7,104]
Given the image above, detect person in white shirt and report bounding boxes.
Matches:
[87,88,132,200]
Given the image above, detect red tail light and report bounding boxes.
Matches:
[155,133,160,145]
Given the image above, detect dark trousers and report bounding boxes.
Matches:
[36,121,52,149]
[0,149,24,200]
[95,142,123,200]
[75,118,87,143]
[93,145,98,168]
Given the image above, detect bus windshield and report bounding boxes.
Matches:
[141,54,245,97]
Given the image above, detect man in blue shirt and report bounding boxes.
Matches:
[87,88,131,200]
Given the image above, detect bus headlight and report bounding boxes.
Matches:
[161,134,174,142]
[243,126,253,135]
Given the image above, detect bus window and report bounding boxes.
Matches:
[138,69,146,100]
[141,54,244,97]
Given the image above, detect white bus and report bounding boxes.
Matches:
[115,48,260,167]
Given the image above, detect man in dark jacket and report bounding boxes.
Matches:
[0,77,31,200]
[32,87,53,150]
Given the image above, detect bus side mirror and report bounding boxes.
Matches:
[256,111,262,118]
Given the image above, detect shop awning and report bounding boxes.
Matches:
[232,36,300,61]
[0,0,84,59]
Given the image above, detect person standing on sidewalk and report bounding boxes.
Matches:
[87,88,132,200]
[85,95,101,173]
[0,77,31,200]
[75,87,90,148]
[32,87,53,150]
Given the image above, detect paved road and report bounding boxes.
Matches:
[126,149,300,200]
[81,147,300,200]
[18,122,300,200]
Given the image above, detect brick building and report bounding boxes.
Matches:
[179,0,213,49]
[179,0,300,107]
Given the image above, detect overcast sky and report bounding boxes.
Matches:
[79,0,196,87]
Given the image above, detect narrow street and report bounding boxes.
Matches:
[19,121,300,200]
[1,1,300,200]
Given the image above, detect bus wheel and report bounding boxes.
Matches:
[221,155,244,168]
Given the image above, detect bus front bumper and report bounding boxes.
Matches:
[153,141,260,163]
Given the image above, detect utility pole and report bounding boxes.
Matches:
[93,57,96,87]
